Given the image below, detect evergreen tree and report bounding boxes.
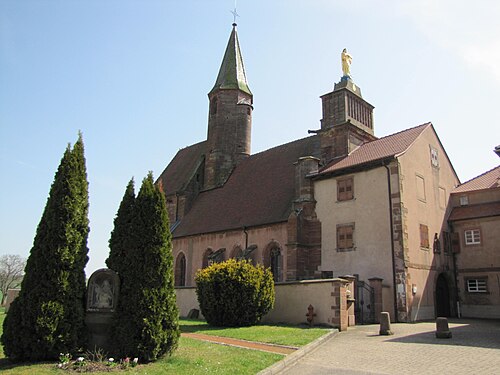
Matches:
[1,134,90,361]
[106,178,135,274]
[111,172,179,361]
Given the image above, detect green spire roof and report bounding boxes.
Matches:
[210,23,252,96]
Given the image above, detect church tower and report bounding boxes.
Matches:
[319,50,376,165]
[204,23,253,190]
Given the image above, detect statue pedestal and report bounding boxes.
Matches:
[85,312,114,353]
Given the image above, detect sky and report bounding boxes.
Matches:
[1,0,499,276]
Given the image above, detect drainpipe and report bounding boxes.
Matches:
[243,226,249,250]
[449,222,461,318]
[384,163,399,322]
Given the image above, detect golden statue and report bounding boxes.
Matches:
[341,48,352,77]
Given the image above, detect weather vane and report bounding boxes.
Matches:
[231,0,240,24]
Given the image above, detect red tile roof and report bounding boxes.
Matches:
[318,123,431,176]
[448,202,500,221]
[172,136,320,237]
[156,141,206,196]
[452,165,500,193]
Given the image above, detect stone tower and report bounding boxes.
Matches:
[204,23,253,189]
[319,77,376,165]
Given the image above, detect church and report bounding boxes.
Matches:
[156,23,464,322]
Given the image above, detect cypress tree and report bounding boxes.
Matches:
[111,172,179,361]
[106,178,135,274]
[1,134,90,361]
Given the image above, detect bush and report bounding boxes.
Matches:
[195,259,275,327]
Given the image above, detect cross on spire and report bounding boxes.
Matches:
[230,0,240,25]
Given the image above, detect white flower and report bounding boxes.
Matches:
[133,358,139,364]
[77,357,84,362]
[58,363,63,368]
[108,358,114,362]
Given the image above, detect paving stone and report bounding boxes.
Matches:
[274,319,500,375]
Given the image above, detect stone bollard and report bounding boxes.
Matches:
[435,317,452,338]
[379,312,393,335]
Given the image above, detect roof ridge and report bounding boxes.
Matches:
[370,122,430,144]
[456,164,500,188]
[250,135,318,158]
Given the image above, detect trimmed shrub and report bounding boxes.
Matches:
[1,134,89,361]
[195,259,275,327]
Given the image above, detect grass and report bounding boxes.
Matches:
[181,319,331,347]
[0,309,331,374]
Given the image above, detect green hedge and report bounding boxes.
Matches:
[195,259,275,327]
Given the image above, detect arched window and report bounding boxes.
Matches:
[231,246,243,259]
[175,252,186,287]
[202,248,213,269]
[264,242,282,282]
[270,248,282,282]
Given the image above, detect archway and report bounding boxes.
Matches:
[263,242,282,282]
[435,273,451,317]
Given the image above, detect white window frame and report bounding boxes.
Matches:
[464,229,481,245]
[466,279,487,293]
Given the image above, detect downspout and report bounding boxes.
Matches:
[384,163,399,322]
[449,222,461,318]
[243,226,249,250]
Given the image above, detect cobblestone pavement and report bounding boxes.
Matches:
[275,319,500,375]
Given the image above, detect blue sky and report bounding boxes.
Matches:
[1,0,499,275]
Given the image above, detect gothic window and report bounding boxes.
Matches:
[202,248,213,269]
[337,224,354,251]
[337,177,354,201]
[231,246,243,259]
[270,248,282,282]
[175,252,186,287]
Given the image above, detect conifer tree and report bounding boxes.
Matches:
[111,173,179,361]
[106,178,135,274]
[1,134,90,361]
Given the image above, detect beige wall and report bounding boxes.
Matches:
[315,166,395,317]
[397,126,460,320]
[173,222,288,286]
[176,279,351,328]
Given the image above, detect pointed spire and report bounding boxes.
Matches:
[210,23,252,96]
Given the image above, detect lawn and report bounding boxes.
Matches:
[0,309,331,374]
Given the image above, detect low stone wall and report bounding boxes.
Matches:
[175,278,354,330]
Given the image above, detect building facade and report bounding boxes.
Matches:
[448,166,500,318]
[155,23,494,322]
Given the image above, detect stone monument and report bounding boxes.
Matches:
[85,268,120,352]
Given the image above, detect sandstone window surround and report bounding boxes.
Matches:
[464,229,481,246]
[336,223,355,252]
[337,177,354,201]
[419,224,430,249]
[466,277,487,293]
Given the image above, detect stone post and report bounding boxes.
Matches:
[435,317,452,338]
[330,278,348,331]
[341,275,356,326]
[369,277,383,323]
[379,312,393,335]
